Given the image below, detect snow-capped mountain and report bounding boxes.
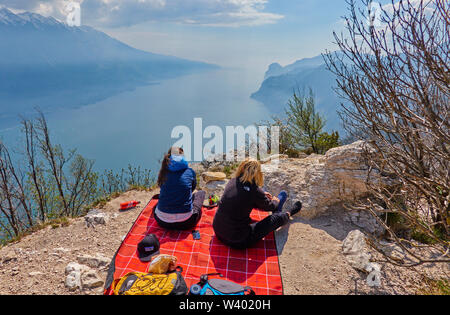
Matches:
[0,7,217,127]
[0,7,215,69]
[0,8,61,27]
[0,7,216,117]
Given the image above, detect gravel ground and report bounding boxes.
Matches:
[0,189,448,295]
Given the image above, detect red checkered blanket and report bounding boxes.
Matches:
[104,194,283,295]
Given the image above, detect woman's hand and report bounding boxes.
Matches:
[265,192,280,203]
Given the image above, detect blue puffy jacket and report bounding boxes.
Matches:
[157,155,197,214]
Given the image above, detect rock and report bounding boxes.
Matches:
[28,271,44,277]
[262,141,392,219]
[76,254,110,269]
[203,180,229,197]
[65,262,87,275]
[198,172,229,197]
[365,263,382,287]
[346,210,385,236]
[201,172,227,183]
[65,272,80,291]
[342,230,372,272]
[260,154,289,164]
[376,241,406,261]
[65,262,87,291]
[85,209,108,228]
[1,252,17,264]
[80,270,104,289]
[65,260,104,291]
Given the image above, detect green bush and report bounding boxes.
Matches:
[260,88,341,156]
[315,131,340,154]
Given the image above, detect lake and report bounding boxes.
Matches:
[0,67,271,177]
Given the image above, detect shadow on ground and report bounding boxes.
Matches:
[275,204,358,255]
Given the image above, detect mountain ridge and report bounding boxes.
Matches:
[0,8,218,126]
[0,7,215,67]
[252,54,344,133]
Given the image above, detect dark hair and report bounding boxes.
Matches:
[157,147,184,187]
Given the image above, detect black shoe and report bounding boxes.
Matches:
[289,201,303,216]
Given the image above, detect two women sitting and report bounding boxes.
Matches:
[155,147,302,249]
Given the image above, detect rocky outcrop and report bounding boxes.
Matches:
[194,141,387,235]
[261,141,386,220]
[199,171,229,197]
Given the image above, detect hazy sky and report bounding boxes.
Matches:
[0,0,393,71]
[100,0,349,70]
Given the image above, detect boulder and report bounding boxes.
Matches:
[261,141,389,219]
[342,230,372,272]
[203,180,229,197]
[201,172,227,183]
[198,171,229,197]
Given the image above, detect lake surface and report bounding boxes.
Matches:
[0,67,271,176]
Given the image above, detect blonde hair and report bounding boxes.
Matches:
[234,158,264,187]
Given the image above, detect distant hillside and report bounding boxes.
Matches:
[263,54,326,80]
[252,54,344,133]
[0,8,217,124]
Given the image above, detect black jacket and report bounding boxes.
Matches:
[212,177,279,245]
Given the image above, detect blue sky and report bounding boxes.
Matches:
[0,0,392,70]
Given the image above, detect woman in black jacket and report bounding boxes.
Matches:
[212,158,302,249]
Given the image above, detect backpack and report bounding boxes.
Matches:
[113,267,188,295]
[189,273,255,296]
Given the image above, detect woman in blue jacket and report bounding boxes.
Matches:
[155,147,206,230]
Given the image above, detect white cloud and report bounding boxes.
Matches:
[0,0,284,28]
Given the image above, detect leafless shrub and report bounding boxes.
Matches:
[0,110,155,242]
[324,0,449,266]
